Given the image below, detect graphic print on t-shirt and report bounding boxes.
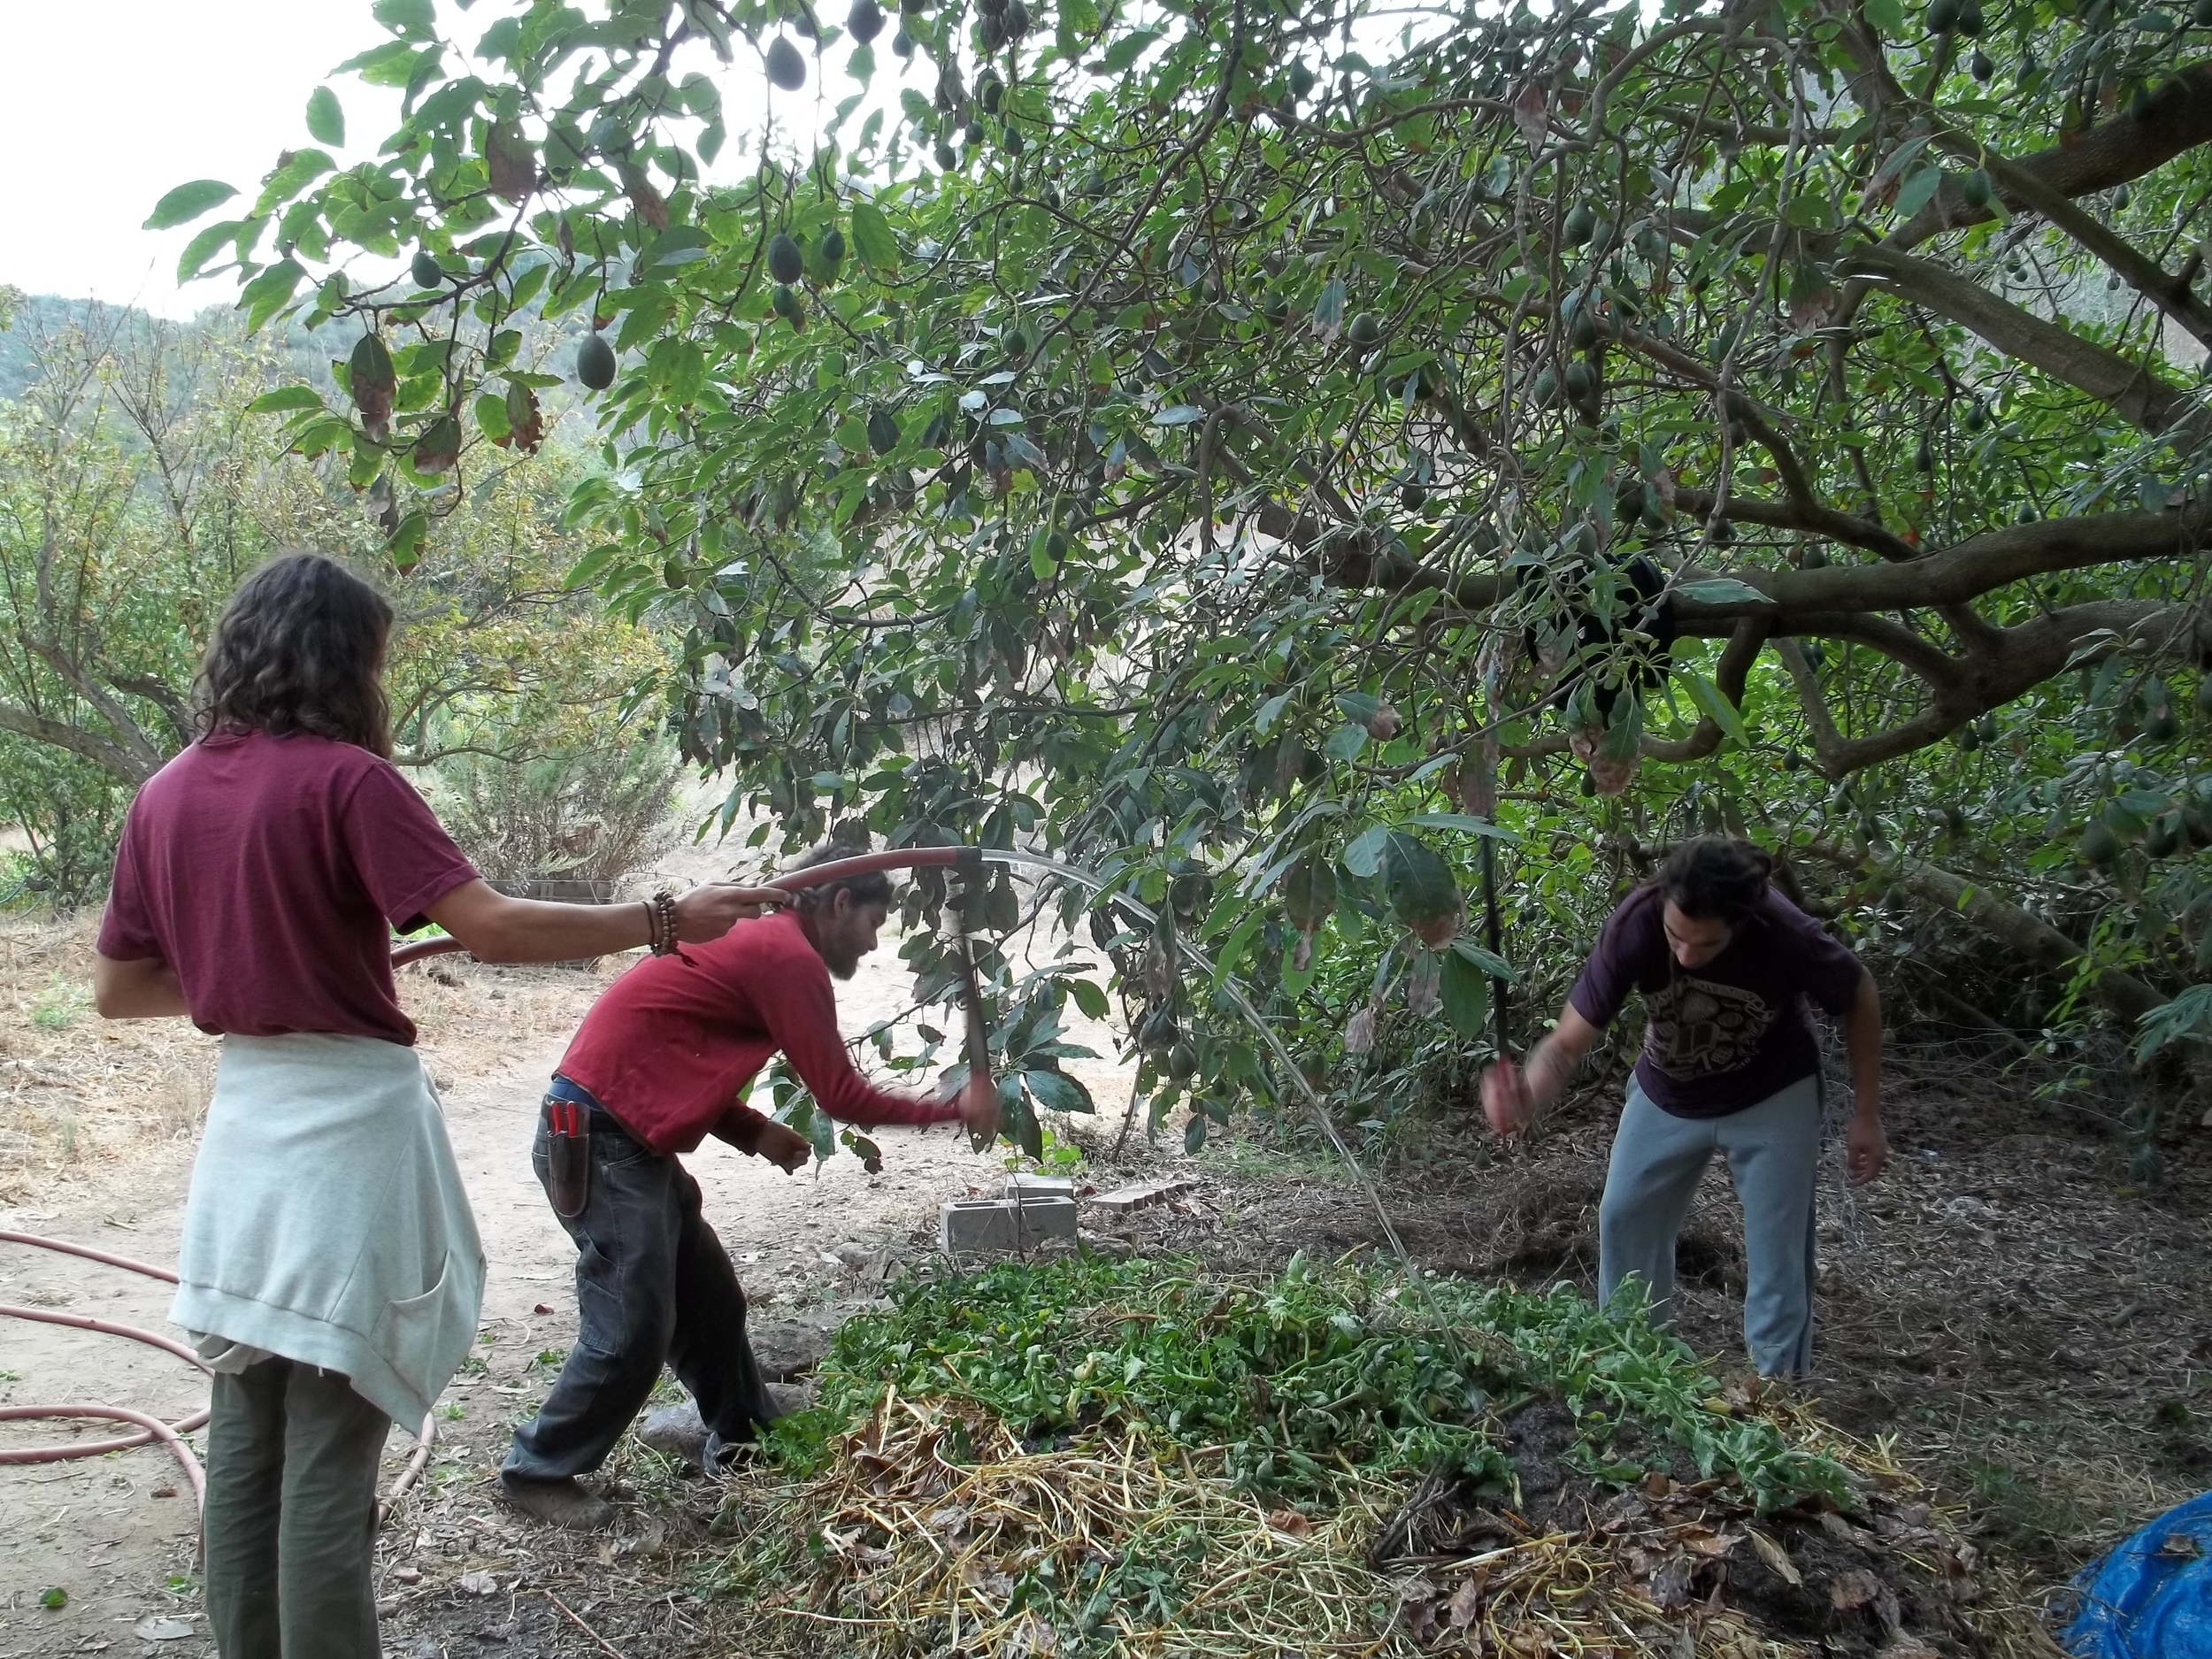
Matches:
[1643,973,1776,1078]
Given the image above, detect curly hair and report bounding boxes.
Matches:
[195,553,394,756]
[1657,836,1774,924]
[785,840,895,914]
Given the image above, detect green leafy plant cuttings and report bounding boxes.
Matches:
[767,1254,1851,1514]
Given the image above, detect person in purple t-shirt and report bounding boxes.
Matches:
[1480,838,1887,1375]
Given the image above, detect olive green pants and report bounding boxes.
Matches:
[204,1357,389,1659]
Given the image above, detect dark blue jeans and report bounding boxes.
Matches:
[503,1079,777,1480]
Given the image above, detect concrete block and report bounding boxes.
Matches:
[1004,1173,1076,1201]
[939,1194,1079,1254]
[1090,1178,1196,1218]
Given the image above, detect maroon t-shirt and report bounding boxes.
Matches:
[1568,884,1865,1118]
[96,733,480,1045]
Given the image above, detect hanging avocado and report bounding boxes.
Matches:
[1970,48,1993,80]
[767,232,804,286]
[1347,311,1382,347]
[1166,1041,1198,1083]
[978,70,1003,111]
[1002,121,1024,155]
[820,226,846,268]
[2147,813,2183,860]
[1925,0,1961,29]
[1913,434,1934,472]
[411,250,443,290]
[1963,397,1988,431]
[772,283,805,328]
[1563,358,1595,402]
[847,0,885,41]
[765,36,808,90]
[1529,366,1559,405]
[2077,819,2121,866]
[935,140,958,170]
[1004,0,1030,37]
[892,27,915,57]
[1400,481,1428,511]
[866,405,902,454]
[1954,0,1983,33]
[1287,61,1316,100]
[576,333,617,390]
[964,118,986,145]
[1959,169,1994,210]
[1561,203,1596,246]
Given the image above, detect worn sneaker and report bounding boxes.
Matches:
[636,1402,710,1471]
[497,1471,617,1531]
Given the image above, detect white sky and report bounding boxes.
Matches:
[0,0,874,319]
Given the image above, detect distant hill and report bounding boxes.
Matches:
[1,291,598,411]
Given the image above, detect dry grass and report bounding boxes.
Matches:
[700,1380,2062,1659]
[0,910,622,1204]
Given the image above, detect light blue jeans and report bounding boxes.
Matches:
[1597,1072,1823,1375]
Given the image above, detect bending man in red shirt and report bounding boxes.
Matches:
[500,846,999,1528]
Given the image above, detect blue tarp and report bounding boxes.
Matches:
[2066,1490,2212,1658]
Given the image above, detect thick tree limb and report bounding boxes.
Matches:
[1800,841,2165,1028]
[1839,247,2212,451]
[1892,63,2212,254]
[0,700,158,787]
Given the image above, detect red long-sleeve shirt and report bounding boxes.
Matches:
[556,909,958,1156]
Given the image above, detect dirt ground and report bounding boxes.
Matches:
[1,846,2207,1655]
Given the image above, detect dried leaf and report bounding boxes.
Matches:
[484,118,535,203]
[1512,80,1548,149]
[1265,1509,1313,1539]
[1446,1571,1487,1629]
[1831,1568,1884,1611]
[1748,1528,1802,1586]
[1645,1553,1694,1611]
[1344,1004,1377,1056]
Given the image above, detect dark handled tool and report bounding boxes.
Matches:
[545,1096,590,1218]
[956,936,998,1152]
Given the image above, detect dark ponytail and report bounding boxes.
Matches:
[1657,836,1773,925]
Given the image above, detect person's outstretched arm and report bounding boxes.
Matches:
[1480,1002,1603,1133]
[424,879,786,964]
[1843,971,1887,1183]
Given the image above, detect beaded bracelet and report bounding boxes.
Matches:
[649,887,679,956]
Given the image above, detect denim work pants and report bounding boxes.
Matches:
[503,1090,778,1480]
[203,1357,389,1659]
[1596,1072,1824,1376]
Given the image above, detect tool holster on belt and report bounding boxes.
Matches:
[544,1096,590,1218]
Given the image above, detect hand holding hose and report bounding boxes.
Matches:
[669,883,789,942]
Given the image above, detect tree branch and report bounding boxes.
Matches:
[1839,246,2212,451]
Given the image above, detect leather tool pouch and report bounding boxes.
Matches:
[544,1100,590,1219]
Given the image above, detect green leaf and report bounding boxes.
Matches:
[305,87,346,147]
[1184,1110,1208,1154]
[1067,978,1110,1020]
[1449,939,1516,981]
[1342,824,1389,879]
[1861,0,1905,32]
[1440,949,1492,1038]
[1025,1068,1095,1114]
[1323,722,1368,760]
[248,385,325,414]
[1153,404,1207,425]
[373,0,437,39]
[849,201,900,274]
[237,259,305,332]
[1893,165,1943,220]
[565,543,623,590]
[1675,578,1771,607]
[1002,1075,1043,1159]
[1102,27,1164,71]
[1380,830,1459,946]
[473,391,511,442]
[1404,812,1518,841]
[388,511,428,571]
[1678,668,1748,746]
[176,219,249,282]
[145,180,236,230]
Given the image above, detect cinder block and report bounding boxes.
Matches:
[939,1194,1079,1254]
[1090,1179,1196,1218]
[1004,1173,1076,1201]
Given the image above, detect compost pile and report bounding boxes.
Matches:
[712,1256,2055,1657]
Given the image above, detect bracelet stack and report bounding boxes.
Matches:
[644,888,679,956]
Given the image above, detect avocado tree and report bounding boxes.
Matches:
[177,0,2212,1140]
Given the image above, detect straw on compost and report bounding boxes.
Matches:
[702,1254,2061,1658]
